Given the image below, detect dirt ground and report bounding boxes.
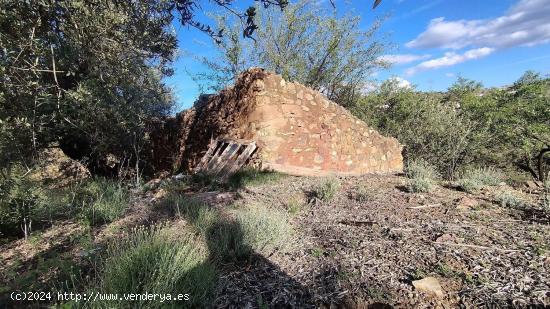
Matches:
[212,174,550,308]
[1,174,549,308]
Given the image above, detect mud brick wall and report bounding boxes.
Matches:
[149,68,403,176]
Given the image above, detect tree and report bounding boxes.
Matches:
[353,80,475,179]
[497,72,550,181]
[193,0,389,107]
[1,0,176,177]
[173,0,382,41]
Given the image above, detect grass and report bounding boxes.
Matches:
[406,160,438,193]
[162,194,292,262]
[458,167,503,193]
[227,168,284,189]
[78,178,129,226]
[311,247,325,258]
[162,194,219,235]
[91,224,216,308]
[312,178,341,201]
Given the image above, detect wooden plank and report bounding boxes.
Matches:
[209,142,240,176]
[195,139,221,171]
[195,138,257,179]
[224,143,257,177]
[204,141,230,172]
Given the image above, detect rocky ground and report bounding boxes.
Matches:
[1,173,549,308]
[211,174,549,308]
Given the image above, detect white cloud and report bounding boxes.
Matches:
[379,54,431,65]
[445,72,456,78]
[406,47,495,76]
[406,0,550,50]
[390,77,412,89]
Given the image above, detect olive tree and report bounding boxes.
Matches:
[193,0,389,107]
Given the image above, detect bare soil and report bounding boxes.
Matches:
[213,174,549,308]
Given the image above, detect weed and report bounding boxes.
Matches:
[313,178,341,201]
[353,187,370,202]
[337,269,359,281]
[409,268,428,281]
[458,167,503,193]
[191,172,221,190]
[406,160,438,193]
[542,179,550,210]
[233,204,292,254]
[162,194,292,262]
[495,190,525,208]
[435,263,458,278]
[311,247,324,258]
[163,194,219,235]
[366,286,389,301]
[286,196,303,215]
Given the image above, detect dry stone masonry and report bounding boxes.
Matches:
[149,68,403,177]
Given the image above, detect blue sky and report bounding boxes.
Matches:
[167,0,550,110]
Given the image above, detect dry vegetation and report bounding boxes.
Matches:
[2,166,549,308]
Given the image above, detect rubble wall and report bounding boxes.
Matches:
[245,72,403,176]
[149,68,403,176]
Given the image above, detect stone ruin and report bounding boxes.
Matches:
[148,68,403,177]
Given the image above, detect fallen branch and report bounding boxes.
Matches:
[434,241,521,253]
[408,203,442,209]
[338,220,376,227]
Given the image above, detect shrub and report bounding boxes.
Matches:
[163,194,219,235]
[458,167,503,193]
[93,224,216,308]
[496,190,525,208]
[354,187,370,202]
[208,204,292,261]
[313,178,341,201]
[162,195,291,261]
[77,178,129,225]
[406,160,438,193]
[286,196,303,215]
[227,168,283,189]
[0,169,46,239]
[234,205,291,254]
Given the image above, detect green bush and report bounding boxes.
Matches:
[406,160,438,193]
[0,169,46,238]
[313,178,341,201]
[458,167,503,193]
[496,190,525,208]
[92,224,216,308]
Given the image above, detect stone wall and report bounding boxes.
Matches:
[148,68,403,176]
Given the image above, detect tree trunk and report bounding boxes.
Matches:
[537,148,550,182]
